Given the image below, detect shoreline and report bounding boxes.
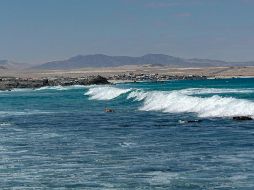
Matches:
[0,75,109,91]
[2,66,254,78]
[1,74,254,91]
[1,66,254,90]
[109,75,254,84]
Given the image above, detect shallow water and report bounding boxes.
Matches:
[1,78,254,189]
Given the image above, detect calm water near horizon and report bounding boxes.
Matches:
[1,78,254,189]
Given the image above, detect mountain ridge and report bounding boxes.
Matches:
[3,54,254,70]
[34,54,254,70]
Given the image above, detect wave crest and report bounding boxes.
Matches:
[86,86,254,118]
[128,90,254,118]
[85,86,131,100]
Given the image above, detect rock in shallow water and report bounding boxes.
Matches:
[104,108,115,113]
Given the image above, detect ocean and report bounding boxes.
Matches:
[1,78,254,189]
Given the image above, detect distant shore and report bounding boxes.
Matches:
[1,65,254,90]
[1,65,254,79]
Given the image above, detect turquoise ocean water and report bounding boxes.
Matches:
[1,78,254,189]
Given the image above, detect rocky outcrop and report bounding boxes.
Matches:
[104,108,115,113]
[79,75,110,85]
[0,75,109,91]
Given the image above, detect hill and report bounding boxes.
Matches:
[0,60,31,70]
[13,54,254,70]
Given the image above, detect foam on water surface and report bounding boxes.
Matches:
[178,88,254,95]
[1,79,254,189]
[36,85,86,91]
[85,86,132,100]
[86,85,254,118]
[0,122,12,127]
[128,90,254,118]
[0,110,54,117]
[0,85,87,93]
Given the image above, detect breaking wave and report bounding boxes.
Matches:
[85,86,131,100]
[127,91,254,118]
[86,86,254,118]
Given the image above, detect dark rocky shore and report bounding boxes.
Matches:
[0,75,109,91]
[108,73,207,81]
[0,73,209,91]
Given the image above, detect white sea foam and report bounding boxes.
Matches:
[0,122,11,127]
[0,110,54,117]
[0,88,33,93]
[86,86,254,118]
[119,142,136,148]
[0,85,86,93]
[146,171,179,185]
[11,88,33,92]
[179,88,254,95]
[36,85,86,91]
[128,90,254,118]
[85,86,131,100]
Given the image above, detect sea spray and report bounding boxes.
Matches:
[128,90,254,118]
[85,86,254,118]
[85,86,132,100]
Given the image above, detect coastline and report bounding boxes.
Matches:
[109,76,254,84]
[2,65,254,79]
[1,66,254,90]
[0,75,109,91]
[1,75,254,91]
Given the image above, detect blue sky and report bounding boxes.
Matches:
[0,0,254,63]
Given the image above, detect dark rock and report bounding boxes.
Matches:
[86,75,110,85]
[104,108,115,113]
[42,79,49,85]
[233,116,253,121]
